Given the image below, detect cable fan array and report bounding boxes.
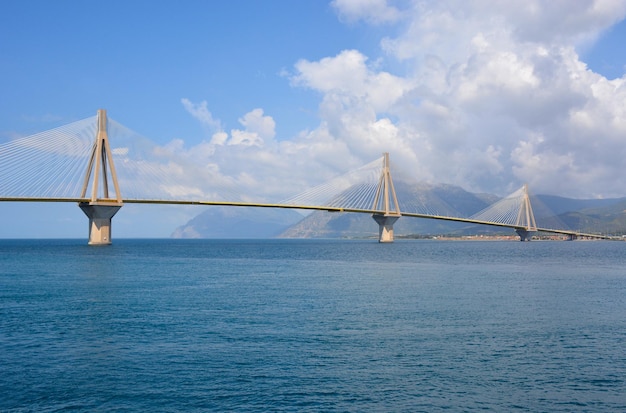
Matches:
[470,186,530,226]
[0,116,243,201]
[106,119,243,202]
[1,114,570,233]
[280,157,384,211]
[0,117,96,198]
[471,186,571,231]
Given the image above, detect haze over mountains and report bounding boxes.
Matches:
[172,183,626,239]
[171,207,304,239]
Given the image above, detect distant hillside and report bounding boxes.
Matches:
[171,206,304,238]
[278,210,476,239]
[280,182,493,238]
[527,194,626,234]
[279,188,626,239]
[532,194,625,215]
[556,198,626,234]
[171,185,626,239]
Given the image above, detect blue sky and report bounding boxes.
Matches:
[2,0,626,238]
[1,1,382,141]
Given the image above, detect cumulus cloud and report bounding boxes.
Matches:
[176,0,626,200]
[348,0,626,197]
[173,102,350,200]
[228,108,276,146]
[292,49,411,112]
[181,102,274,148]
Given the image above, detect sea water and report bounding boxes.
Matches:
[1,239,625,412]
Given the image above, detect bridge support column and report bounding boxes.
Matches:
[79,109,123,245]
[373,214,400,243]
[371,153,401,243]
[79,203,122,245]
[515,228,534,242]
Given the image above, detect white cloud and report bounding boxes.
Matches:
[165,104,326,200]
[177,1,626,201]
[181,98,222,131]
[381,0,626,61]
[228,130,263,147]
[238,108,275,140]
[372,0,626,197]
[292,50,410,111]
[179,105,275,149]
[292,50,369,93]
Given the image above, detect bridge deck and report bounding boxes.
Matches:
[0,196,616,240]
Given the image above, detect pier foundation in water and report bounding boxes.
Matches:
[373,214,400,243]
[515,228,534,242]
[79,203,121,245]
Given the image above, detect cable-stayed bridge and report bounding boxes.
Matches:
[0,110,614,244]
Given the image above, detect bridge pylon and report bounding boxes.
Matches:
[514,184,537,241]
[371,152,401,242]
[78,109,123,245]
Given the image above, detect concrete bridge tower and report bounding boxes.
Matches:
[514,184,537,241]
[371,152,401,242]
[78,109,123,245]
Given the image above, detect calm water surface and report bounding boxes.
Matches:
[1,239,625,412]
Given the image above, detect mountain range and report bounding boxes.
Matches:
[171,183,626,238]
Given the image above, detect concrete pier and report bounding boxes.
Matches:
[79,203,121,245]
[373,214,400,243]
[515,228,534,242]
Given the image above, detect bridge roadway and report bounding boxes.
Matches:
[0,196,616,240]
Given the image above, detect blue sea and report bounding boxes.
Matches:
[1,239,625,412]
